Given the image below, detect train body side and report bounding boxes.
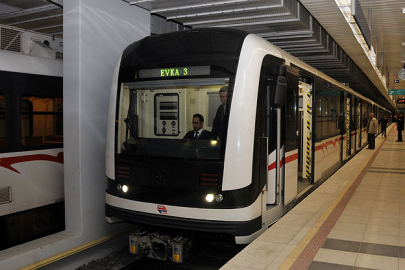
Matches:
[0,52,64,249]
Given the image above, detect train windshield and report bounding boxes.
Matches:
[117,76,231,161]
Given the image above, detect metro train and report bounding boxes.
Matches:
[105,28,391,262]
[0,50,64,250]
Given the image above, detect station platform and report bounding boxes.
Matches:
[222,124,405,270]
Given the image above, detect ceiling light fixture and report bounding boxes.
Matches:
[210,18,300,28]
[166,4,283,20]
[129,0,156,4]
[402,7,405,13]
[334,0,385,85]
[152,0,249,13]
[186,12,291,25]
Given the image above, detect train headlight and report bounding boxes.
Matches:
[215,194,223,202]
[122,185,129,193]
[205,194,214,202]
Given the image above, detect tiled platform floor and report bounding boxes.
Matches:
[222,124,405,270]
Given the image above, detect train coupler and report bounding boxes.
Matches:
[129,231,192,263]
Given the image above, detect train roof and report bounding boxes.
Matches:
[121,28,249,68]
[121,28,390,111]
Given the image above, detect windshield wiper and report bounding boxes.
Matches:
[124,118,166,179]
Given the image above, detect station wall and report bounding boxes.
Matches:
[0,1,150,269]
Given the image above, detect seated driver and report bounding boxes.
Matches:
[183,114,212,140]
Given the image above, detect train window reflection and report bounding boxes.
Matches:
[117,79,230,160]
[20,96,63,147]
[0,95,5,149]
[314,90,341,142]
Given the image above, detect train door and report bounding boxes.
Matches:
[350,96,356,153]
[253,55,286,207]
[298,81,312,191]
[255,58,301,207]
[343,94,352,160]
[282,67,300,205]
[339,92,345,161]
[356,98,362,150]
[361,101,368,147]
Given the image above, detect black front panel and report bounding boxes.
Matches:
[107,156,260,209]
[106,204,262,236]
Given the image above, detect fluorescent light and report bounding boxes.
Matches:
[186,12,291,25]
[152,0,249,13]
[166,4,283,20]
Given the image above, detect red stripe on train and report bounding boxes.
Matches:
[267,133,357,171]
[0,152,64,174]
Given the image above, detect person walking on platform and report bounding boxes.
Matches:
[396,112,404,142]
[367,112,378,149]
[379,115,388,137]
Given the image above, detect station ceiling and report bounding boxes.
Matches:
[0,0,403,110]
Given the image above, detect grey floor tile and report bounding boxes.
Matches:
[308,261,353,270]
[359,242,398,258]
[322,238,361,253]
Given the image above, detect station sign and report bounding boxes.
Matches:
[389,89,405,95]
[394,80,400,83]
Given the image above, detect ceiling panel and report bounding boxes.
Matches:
[0,0,403,110]
[130,0,401,109]
[0,0,63,37]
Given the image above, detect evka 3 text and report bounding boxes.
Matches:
[161,68,188,77]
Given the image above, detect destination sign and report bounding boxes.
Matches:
[138,66,210,79]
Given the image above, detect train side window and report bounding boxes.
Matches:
[0,95,5,149]
[20,96,63,147]
[314,89,341,142]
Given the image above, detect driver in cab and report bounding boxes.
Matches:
[182,114,212,140]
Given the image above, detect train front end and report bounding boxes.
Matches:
[105,29,272,254]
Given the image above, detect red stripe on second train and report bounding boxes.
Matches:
[267,133,353,171]
[0,152,64,174]
[268,154,297,171]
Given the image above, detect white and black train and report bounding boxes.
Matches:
[105,28,390,262]
[0,53,64,250]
